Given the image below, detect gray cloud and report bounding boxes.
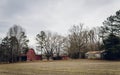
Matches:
[0,0,26,18]
[0,0,120,46]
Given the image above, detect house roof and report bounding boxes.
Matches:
[86,50,105,54]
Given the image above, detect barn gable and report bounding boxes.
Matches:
[27,49,41,61]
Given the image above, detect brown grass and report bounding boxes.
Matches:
[0,59,120,75]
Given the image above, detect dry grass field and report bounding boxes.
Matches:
[0,59,120,75]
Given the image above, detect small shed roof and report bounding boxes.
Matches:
[86,50,105,54]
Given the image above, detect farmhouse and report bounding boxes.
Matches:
[26,48,42,61]
[85,50,105,59]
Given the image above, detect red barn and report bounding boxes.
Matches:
[61,55,69,60]
[27,48,41,61]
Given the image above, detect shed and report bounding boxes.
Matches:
[85,50,105,59]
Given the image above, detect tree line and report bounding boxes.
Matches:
[0,10,120,63]
[0,25,29,63]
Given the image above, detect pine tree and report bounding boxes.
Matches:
[100,10,120,60]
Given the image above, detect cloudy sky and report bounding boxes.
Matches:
[0,0,120,46]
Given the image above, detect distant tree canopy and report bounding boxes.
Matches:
[100,10,120,38]
[1,10,120,62]
[0,37,10,62]
[103,33,120,59]
[67,24,100,59]
[100,10,120,60]
[0,36,19,63]
[0,25,29,63]
[7,25,29,54]
[36,31,65,60]
[36,31,46,60]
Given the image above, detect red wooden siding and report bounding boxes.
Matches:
[27,49,41,61]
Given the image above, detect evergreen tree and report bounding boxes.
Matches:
[8,25,29,54]
[0,37,10,62]
[103,33,120,59]
[100,10,120,60]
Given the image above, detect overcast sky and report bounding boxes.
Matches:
[0,0,120,46]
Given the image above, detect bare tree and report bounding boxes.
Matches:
[9,36,19,62]
[36,31,66,60]
[68,24,88,58]
[36,31,46,60]
[7,25,29,61]
[36,31,53,60]
[51,33,66,59]
[87,28,100,51]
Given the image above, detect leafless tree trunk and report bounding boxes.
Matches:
[68,24,89,58]
[7,25,29,62]
[36,31,66,60]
